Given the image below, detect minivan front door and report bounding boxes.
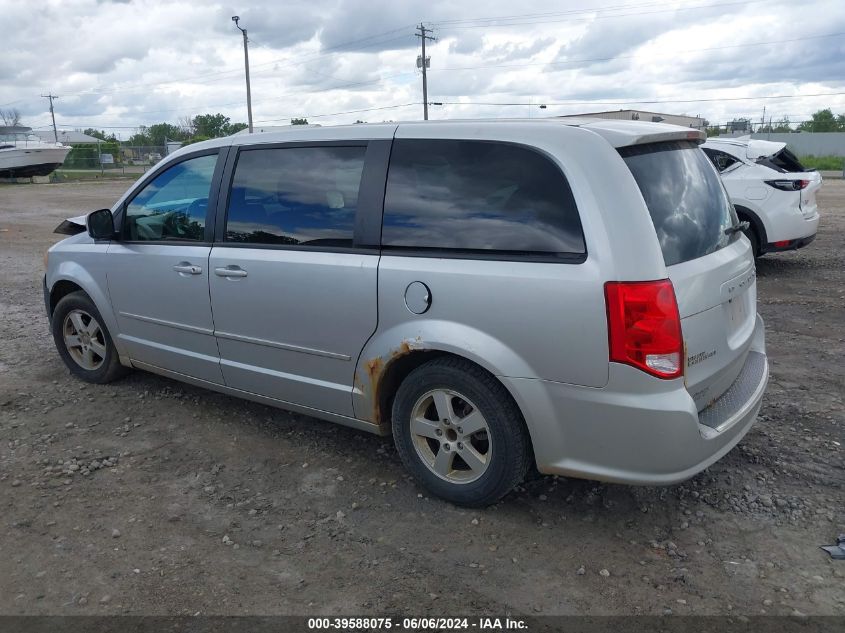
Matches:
[107,151,226,384]
[208,144,381,416]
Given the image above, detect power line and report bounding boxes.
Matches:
[53,29,416,101]
[434,31,845,74]
[254,102,419,124]
[434,0,768,30]
[433,92,845,108]
[430,0,742,27]
[36,103,421,130]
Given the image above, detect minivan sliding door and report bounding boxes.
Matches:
[208,142,382,417]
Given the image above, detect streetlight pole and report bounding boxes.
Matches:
[232,16,254,133]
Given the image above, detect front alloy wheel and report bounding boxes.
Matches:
[63,309,107,371]
[51,290,128,384]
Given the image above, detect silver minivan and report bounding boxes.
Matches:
[44,119,768,506]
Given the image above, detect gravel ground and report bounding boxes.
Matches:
[0,179,843,616]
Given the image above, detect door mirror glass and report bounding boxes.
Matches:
[87,208,115,240]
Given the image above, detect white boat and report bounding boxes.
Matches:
[0,126,71,178]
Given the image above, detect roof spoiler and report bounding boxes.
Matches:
[634,129,706,146]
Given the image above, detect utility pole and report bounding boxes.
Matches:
[41,93,58,142]
[415,23,435,120]
[232,16,254,133]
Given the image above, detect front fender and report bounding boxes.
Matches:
[47,259,124,357]
[352,319,535,424]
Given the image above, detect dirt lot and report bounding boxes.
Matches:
[0,179,842,616]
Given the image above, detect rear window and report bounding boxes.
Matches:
[758,147,807,173]
[382,139,585,260]
[620,141,737,266]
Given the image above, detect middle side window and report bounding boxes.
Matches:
[225,146,366,247]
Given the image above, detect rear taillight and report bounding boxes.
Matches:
[765,179,809,191]
[604,280,684,380]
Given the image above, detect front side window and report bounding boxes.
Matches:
[621,141,738,266]
[225,146,366,247]
[382,139,585,259]
[124,154,217,241]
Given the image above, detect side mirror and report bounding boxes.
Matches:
[87,209,116,240]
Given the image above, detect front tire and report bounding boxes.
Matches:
[51,291,128,384]
[391,357,532,507]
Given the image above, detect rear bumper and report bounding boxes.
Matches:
[764,208,819,248]
[765,232,816,253]
[505,315,768,485]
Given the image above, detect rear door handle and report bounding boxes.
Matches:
[173,263,202,275]
[214,266,248,278]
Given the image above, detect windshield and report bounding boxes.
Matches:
[620,141,738,266]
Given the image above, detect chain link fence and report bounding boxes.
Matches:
[53,145,169,179]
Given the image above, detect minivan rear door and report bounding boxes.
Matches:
[621,141,758,412]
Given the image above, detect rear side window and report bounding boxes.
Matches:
[382,139,585,260]
[620,141,737,266]
[225,146,366,247]
[702,147,740,173]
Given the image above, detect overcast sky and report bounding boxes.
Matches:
[2,0,844,138]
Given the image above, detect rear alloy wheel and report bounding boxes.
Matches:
[51,291,128,384]
[410,388,492,484]
[392,357,531,506]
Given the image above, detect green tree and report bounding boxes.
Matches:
[798,109,843,132]
[193,113,230,138]
[128,126,152,146]
[291,118,309,125]
[145,123,187,146]
[82,128,119,142]
[226,122,248,134]
[772,116,792,133]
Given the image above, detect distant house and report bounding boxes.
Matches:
[33,130,102,144]
[556,109,707,129]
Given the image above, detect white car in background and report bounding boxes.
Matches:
[702,138,821,257]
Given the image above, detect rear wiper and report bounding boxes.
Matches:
[724,221,749,236]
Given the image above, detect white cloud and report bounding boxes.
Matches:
[1,0,844,137]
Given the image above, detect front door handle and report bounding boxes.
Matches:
[173,262,202,275]
[214,266,248,278]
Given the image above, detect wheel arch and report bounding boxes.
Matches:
[47,262,125,358]
[49,279,85,316]
[354,337,537,460]
[733,203,768,251]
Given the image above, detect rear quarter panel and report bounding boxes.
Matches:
[353,122,671,423]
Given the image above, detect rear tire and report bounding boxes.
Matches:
[738,216,761,258]
[391,357,532,507]
[51,291,128,384]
